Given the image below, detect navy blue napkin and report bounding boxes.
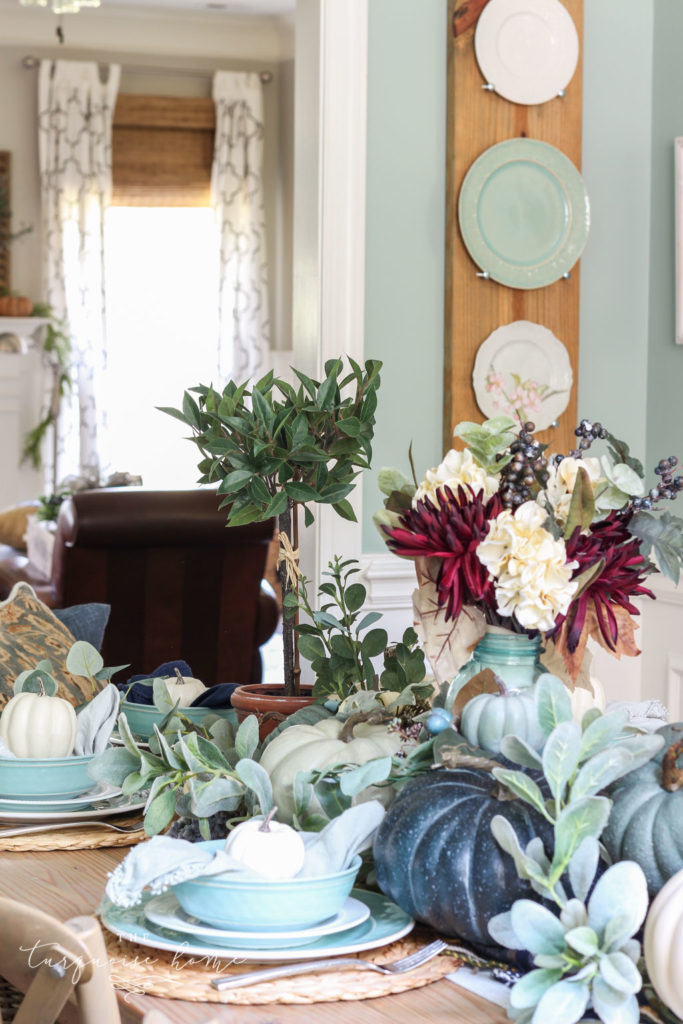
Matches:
[118,661,239,708]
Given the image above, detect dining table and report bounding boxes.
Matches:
[0,846,511,1024]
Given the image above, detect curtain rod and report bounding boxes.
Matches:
[21,55,273,83]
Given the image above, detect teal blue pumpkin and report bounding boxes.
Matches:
[603,723,683,897]
[373,767,554,949]
[459,688,545,754]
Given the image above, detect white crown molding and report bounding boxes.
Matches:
[359,551,416,610]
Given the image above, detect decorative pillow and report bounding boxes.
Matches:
[0,582,104,710]
[53,604,111,652]
[0,503,40,552]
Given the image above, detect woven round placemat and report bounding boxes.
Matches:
[102,930,460,1005]
[0,818,146,853]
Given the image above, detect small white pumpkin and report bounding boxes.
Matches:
[259,717,403,823]
[644,867,683,1018]
[161,669,207,707]
[224,807,306,880]
[0,685,77,758]
[570,676,606,724]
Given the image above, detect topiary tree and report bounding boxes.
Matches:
[162,356,382,696]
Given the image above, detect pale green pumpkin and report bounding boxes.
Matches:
[258,718,402,823]
[459,688,545,754]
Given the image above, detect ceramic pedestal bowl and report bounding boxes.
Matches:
[173,841,362,931]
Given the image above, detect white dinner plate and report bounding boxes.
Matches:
[0,783,121,812]
[472,320,573,430]
[144,892,371,950]
[101,888,414,963]
[474,0,579,105]
[0,791,146,823]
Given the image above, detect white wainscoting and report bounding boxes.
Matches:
[359,553,682,714]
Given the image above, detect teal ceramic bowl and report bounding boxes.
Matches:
[0,753,96,800]
[173,842,362,931]
[120,701,237,740]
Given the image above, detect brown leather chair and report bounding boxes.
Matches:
[0,488,278,685]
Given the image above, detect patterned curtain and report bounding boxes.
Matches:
[38,59,120,487]
[211,71,269,382]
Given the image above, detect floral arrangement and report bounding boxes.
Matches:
[376,416,683,688]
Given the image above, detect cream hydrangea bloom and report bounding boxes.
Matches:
[414,448,499,506]
[541,456,603,528]
[477,501,578,632]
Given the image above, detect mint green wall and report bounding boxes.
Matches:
[647,0,683,473]
[578,0,653,464]
[363,0,662,551]
[363,0,447,551]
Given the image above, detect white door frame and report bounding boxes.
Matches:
[310,0,369,582]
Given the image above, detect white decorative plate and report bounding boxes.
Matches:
[472,321,573,430]
[474,0,579,105]
[0,791,146,823]
[101,889,414,963]
[0,783,121,812]
[144,892,371,950]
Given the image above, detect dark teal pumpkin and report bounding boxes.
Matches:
[603,722,683,897]
[373,767,554,948]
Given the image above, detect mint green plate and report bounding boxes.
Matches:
[100,889,414,962]
[458,138,590,289]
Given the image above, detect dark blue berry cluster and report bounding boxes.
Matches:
[499,421,550,509]
[632,456,683,511]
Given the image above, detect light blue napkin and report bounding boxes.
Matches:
[0,739,16,758]
[105,801,385,908]
[74,684,120,755]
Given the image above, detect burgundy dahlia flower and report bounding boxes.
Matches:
[556,512,654,652]
[383,485,503,621]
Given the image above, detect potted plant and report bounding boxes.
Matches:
[162,357,382,732]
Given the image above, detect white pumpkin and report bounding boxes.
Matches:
[224,808,306,879]
[259,718,403,823]
[161,671,207,707]
[0,689,77,758]
[570,677,606,724]
[644,867,683,1018]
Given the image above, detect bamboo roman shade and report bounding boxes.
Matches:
[111,95,215,207]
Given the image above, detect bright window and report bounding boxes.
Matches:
[103,206,220,488]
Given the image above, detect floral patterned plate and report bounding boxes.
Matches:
[472,320,573,430]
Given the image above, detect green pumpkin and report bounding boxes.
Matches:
[603,722,683,897]
[373,766,554,951]
[459,688,545,754]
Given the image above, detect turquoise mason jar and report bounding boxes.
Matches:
[445,628,544,707]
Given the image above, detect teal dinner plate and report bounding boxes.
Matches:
[100,888,414,962]
[0,782,120,813]
[458,138,590,289]
[119,702,237,741]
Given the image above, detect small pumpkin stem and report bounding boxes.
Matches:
[259,806,279,832]
[340,709,392,743]
[493,673,509,697]
[174,668,184,684]
[661,740,683,792]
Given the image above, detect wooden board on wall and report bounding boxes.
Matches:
[444,0,584,457]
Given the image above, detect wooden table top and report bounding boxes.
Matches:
[0,847,510,1024]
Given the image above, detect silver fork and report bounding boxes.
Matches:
[0,819,145,839]
[211,938,448,990]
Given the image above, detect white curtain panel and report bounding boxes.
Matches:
[38,59,120,488]
[211,71,270,382]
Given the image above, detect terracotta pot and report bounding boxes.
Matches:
[230,684,315,740]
